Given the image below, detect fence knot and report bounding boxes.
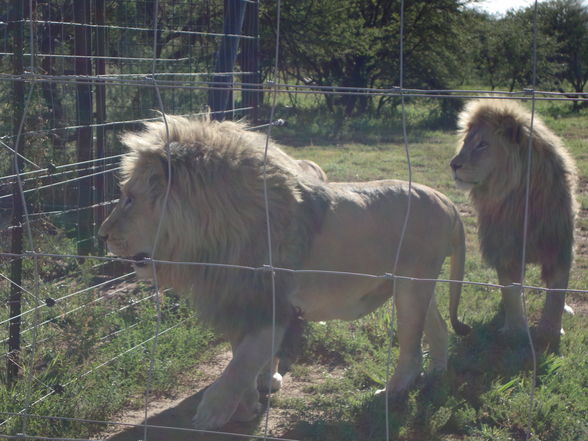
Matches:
[257,264,274,273]
[46,161,57,175]
[45,297,56,307]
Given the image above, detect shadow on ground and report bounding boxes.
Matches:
[105,313,552,441]
[106,387,266,441]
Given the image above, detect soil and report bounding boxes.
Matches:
[96,349,344,441]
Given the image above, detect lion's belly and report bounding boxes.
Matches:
[291,275,390,321]
[289,184,455,322]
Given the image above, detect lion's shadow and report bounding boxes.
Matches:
[279,315,548,441]
[105,387,265,441]
[105,316,549,441]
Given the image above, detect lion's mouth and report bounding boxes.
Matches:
[130,252,151,268]
[453,176,477,190]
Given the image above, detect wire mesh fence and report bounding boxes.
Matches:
[0,0,587,440]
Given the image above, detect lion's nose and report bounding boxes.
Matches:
[450,158,462,172]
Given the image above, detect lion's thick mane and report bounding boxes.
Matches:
[119,116,328,334]
[457,100,578,276]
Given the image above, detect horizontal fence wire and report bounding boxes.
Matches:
[0,272,134,328]
[3,18,257,39]
[0,108,255,142]
[1,73,588,101]
[1,251,587,295]
[0,319,190,431]
[0,414,298,441]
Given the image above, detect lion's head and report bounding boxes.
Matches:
[98,115,326,332]
[451,99,577,200]
[97,133,171,280]
[450,99,578,272]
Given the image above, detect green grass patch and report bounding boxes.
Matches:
[1,99,586,440]
[269,99,588,441]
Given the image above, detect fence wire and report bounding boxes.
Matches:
[0,0,586,440]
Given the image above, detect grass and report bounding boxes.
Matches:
[1,98,586,440]
[0,264,216,437]
[261,99,588,441]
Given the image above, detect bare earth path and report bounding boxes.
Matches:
[96,348,342,441]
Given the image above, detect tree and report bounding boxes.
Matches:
[260,0,470,116]
[536,0,588,103]
[469,9,561,92]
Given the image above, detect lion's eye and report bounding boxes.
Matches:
[474,142,488,152]
[124,196,134,208]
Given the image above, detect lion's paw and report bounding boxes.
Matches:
[232,399,262,422]
[535,321,563,352]
[192,402,237,430]
[192,383,240,430]
[499,320,529,338]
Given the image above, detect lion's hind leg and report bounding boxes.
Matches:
[387,279,435,394]
[424,296,448,373]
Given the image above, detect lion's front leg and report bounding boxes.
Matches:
[496,267,528,336]
[537,265,569,349]
[192,325,285,430]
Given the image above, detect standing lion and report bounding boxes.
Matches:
[450,99,578,346]
[99,115,469,430]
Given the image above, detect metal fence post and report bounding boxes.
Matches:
[209,0,247,120]
[94,0,107,254]
[74,0,94,257]
[6,0,26,386]
[239,0,260,123]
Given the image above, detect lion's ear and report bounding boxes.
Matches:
[142,155,169,199]
[501,116,523,144]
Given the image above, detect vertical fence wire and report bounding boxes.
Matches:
[13,0,43,436]
[140,1,173,440]
[520,1,540,439]
[384,1,414,439]
[261,0,282,436]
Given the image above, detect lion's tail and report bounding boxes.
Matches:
[449,215,471,336]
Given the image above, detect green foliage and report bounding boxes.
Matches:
[261,0,468,117]
[0,279,215,437]
[465,8,562,91]
[535,0,588,100]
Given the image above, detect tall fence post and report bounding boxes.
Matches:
[7,0,26,386]
[239,0,260,123]
[74,0,94,257]
[94,0,107,254]
[208,0,247,120]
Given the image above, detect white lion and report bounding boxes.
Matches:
[451,99,578,345]
[99,115,469,429]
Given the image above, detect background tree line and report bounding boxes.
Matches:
[2,0,587,147]
[259,0,588,117]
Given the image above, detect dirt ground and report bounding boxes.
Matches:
[96,348,334,441]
